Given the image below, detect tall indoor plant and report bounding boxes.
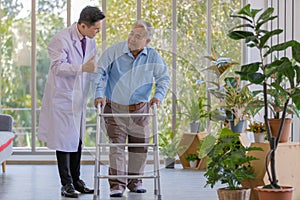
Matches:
[228,3,300,197]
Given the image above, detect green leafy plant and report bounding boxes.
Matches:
[223,77,254,125]
[159,129,184,159]
[204,128,262,190]
[247,121,266,134]
[204,48,239,100]
[228,4,300,188]
[250,88,300,119]
[204,50,254,126]
[197,134,217,159]
[178,92,210,124]
[185,153,199,162]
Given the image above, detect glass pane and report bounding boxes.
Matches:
[71,0,100,23]
[104,0,136,47]
[141,0,173,133]
[1,0,245,153]
[176,1,208,133]
[209,0,242,132]
[0,0,32,149]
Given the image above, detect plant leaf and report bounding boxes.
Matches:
[257,7,274,22]
[264,40,297,57]
[292,41,300,62]
[230,14,252,23]
[230,24,254,31]
[250,8,263,18]
[228,31,254,40]
[238,4,251,17]
[295,65,300,83]
[256,16,277,30]
[291,88,300,111]
[259,29,283,49]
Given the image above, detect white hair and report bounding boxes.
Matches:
[132,20,155,39]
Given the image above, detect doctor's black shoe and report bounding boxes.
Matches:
[61,183,79,198]
[74,179,94,194]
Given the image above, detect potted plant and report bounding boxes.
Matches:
[222,76,254,132]
[204,49,239,101]
[159,129,184,168]
[202,50,238,123]
[247,121,266,143]
[251,88,297,142]
[228,4,300,199]
[204,127,262,200]
[185,153,199,168]
[178,91,210,133]
[204,51,254,132]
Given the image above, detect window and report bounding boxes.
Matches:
[0,0,247,154]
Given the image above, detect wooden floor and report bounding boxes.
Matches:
[0,163,222,200]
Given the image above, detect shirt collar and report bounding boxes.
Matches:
[76,23,85,40]
[123,41,148,56]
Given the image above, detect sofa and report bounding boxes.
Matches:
[0,114,14,173]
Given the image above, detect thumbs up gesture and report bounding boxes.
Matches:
[82,55,97,73]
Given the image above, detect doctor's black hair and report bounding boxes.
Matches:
[78,6,105,27]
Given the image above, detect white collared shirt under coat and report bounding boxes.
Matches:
[38,23,97,152]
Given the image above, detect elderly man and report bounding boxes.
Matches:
[94,20,170,197]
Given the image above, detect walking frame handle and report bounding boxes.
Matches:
[97,102,102,116]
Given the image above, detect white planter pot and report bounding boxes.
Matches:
[254,132,265,143]
[189,160,198,168]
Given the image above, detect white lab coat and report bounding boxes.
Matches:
[38,23,97,152]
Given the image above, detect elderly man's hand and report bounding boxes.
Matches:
[94,98,104,108]
[149,98,160,107]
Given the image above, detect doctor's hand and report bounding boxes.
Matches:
[82,55,97,73]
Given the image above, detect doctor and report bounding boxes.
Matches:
[38,6,105,198]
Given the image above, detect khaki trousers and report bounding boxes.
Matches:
[103,102,150,191]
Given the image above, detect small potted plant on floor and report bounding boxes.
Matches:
[159,128,184,169]
[228,3,300,199]
[247,121,266,143]
[204,127,262,200]
[185,153,199,168]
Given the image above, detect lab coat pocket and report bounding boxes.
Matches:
[53,89,73,112]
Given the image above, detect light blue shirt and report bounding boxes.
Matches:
[94,41,170,105]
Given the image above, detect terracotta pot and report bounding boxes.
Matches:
[217,187,251,200]
[255,186,294,200]
[269,118,292,142]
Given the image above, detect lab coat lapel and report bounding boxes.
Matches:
[70,23,84,59]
